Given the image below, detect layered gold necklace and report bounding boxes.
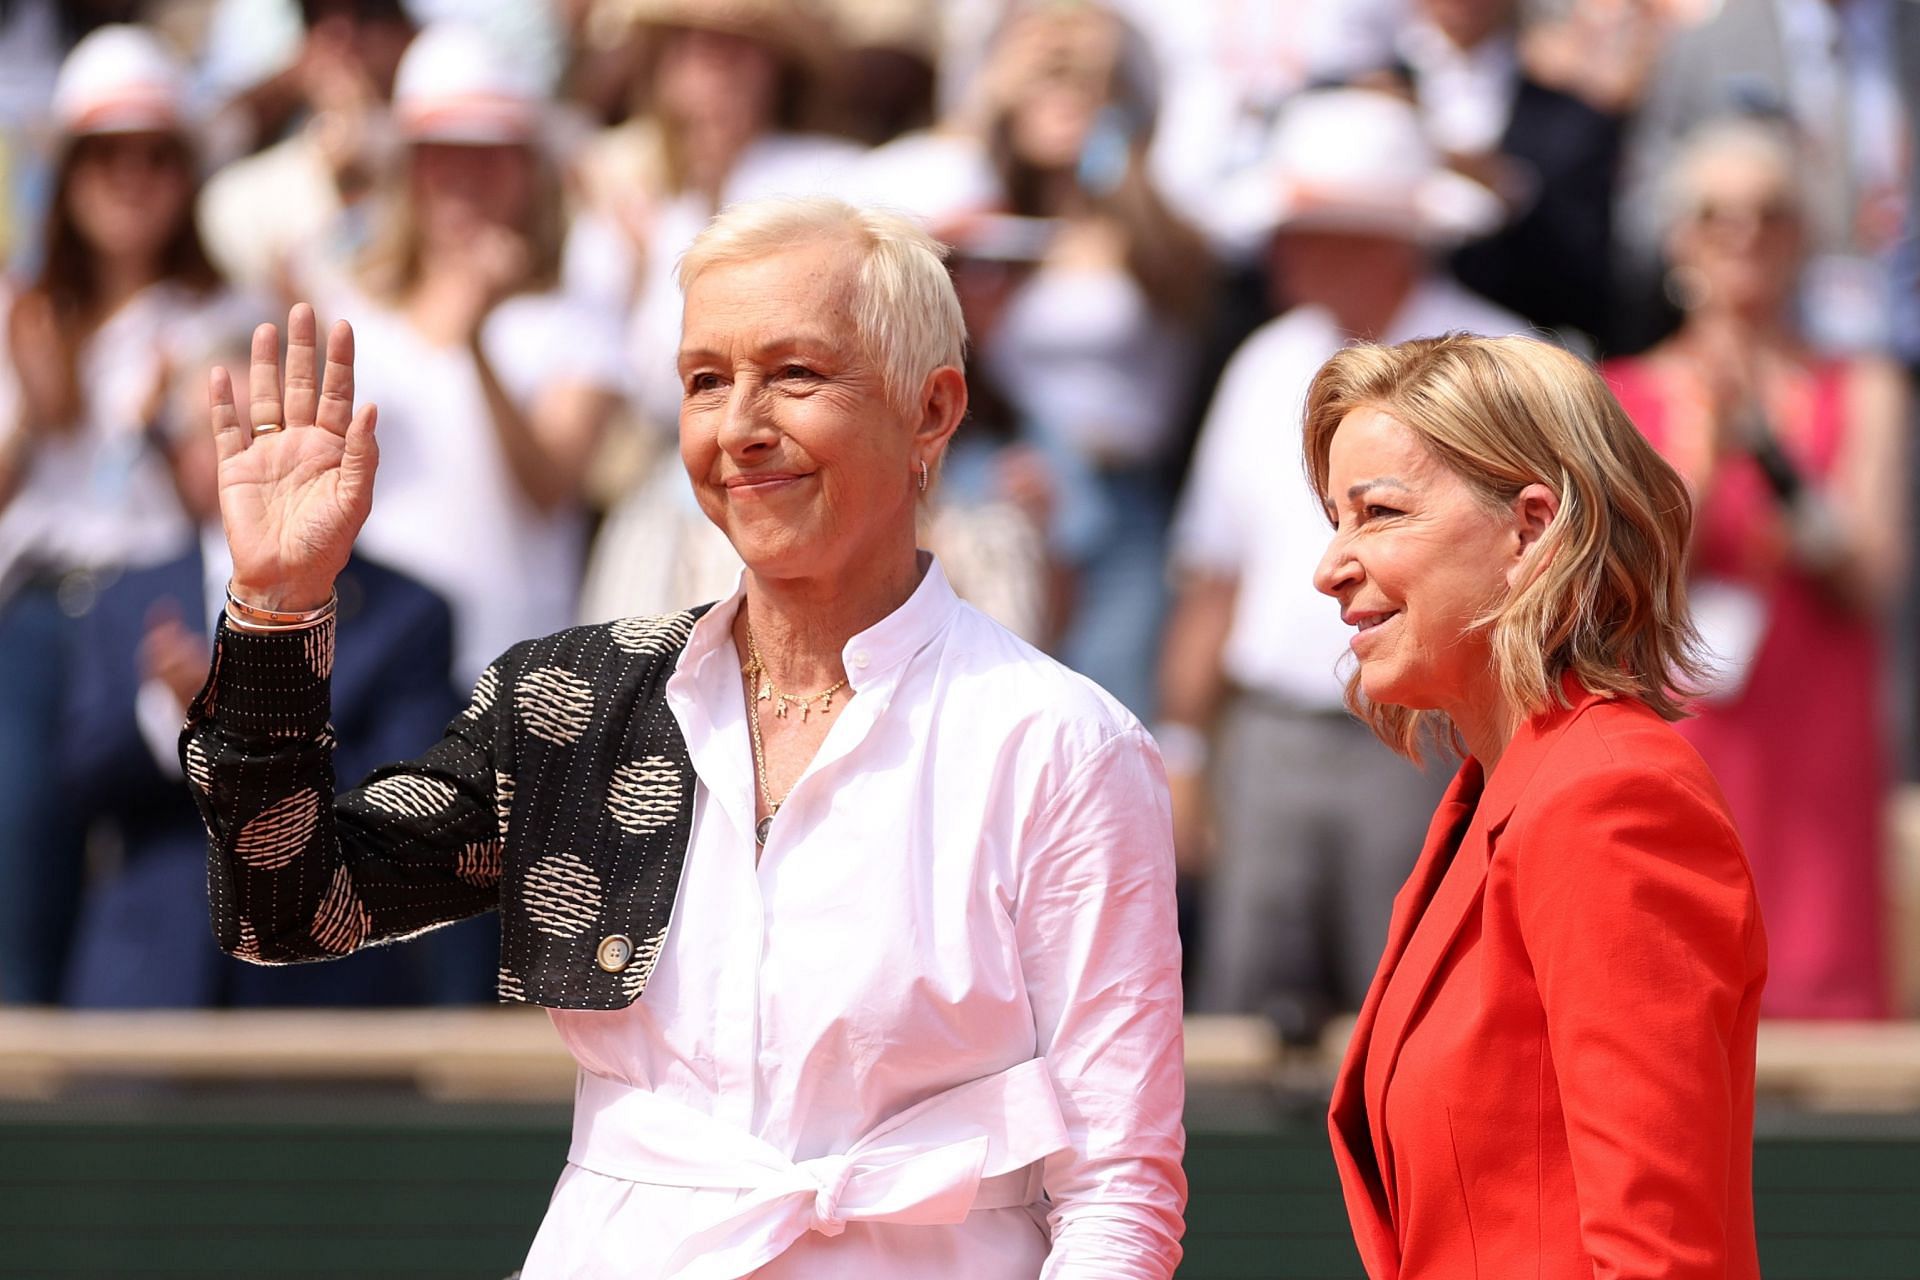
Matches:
[742,624,849,846]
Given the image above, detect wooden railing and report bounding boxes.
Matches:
[3,1009,1917,1110]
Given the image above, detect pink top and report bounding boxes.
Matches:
[1605,354,1888,1018]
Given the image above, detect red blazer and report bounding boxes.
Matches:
[1329,679,1766,1279]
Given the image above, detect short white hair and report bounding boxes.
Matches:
[677,196,967,412]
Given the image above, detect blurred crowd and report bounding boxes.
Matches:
[0,0,1913,1028]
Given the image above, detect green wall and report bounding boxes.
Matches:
[1,1096,1914,1278]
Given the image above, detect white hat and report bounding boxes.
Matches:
[1221,88,1505,247]
[51,25,193,138]
[392,24,546,146]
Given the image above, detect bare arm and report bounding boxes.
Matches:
[1826,357,1909,612]
[1158,572,1237,731]
[1155,571,1237,876]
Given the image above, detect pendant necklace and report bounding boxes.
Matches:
[742,623,849,846]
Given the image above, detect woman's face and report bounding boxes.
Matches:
[677,238,955,583]
[655,28,781,134]
[409,143,536,244]
[1313,406,1520,717]
[64,131,192,264]
[1666,151,1804,315]
[998,13,1119,170]
[1008,73,1104,170]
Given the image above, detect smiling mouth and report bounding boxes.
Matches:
[724,473,809,491]
[1348,611,1399,632]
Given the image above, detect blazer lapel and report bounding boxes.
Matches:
[1328,758,1482,1279]
[1359,800,1495,1218]
[1326,676,1612,1276]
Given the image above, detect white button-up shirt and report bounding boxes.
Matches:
[523,559,1187,1279]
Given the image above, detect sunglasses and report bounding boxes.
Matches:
[70,133,190,174]
[1691,197,1798,230]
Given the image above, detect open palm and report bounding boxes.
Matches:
[211,304,378,612]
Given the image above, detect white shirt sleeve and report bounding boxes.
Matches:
[1019,725,1187,1278]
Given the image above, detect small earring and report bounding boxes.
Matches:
[918,459,929,492]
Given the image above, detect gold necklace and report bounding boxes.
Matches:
[742,624,849,846]
[743,625,849,721]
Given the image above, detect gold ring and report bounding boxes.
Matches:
[251,422,286,436]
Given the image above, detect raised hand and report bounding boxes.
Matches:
[210,303,378,612]
[7,288,80,433]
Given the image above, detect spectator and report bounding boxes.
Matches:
[195,0,416,301]
[59,336,494,1008]
[1386,0,1628,348]
[566,0,861,424]
[929,208,1106,647]
[569,0,865,624]
[1616,0,1919,358]
[0,24,261,1002]
[1605,117,1908,1018]
[973,0,1213,717]
[828,0,940,147]
[332,23,622,685]
[1106,0,1402,261]
[1161,88,1523,1039]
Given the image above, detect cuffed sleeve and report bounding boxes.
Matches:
[182,615,508,965]
[1017,726,1187,1279]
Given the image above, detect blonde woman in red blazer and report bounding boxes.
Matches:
[1303,333,1766,1279]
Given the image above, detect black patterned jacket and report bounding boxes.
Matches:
[182,607,710,1009]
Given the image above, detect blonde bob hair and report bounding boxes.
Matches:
[1302,333,1708,761]
[677,196,967,414]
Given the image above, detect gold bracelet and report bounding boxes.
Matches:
[225,583,338,633]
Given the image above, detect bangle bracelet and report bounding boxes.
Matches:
[225,583,338,633]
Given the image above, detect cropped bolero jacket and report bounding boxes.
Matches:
[182,608,710,1009]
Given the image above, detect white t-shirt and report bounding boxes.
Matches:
[1171,277,1526,709]
[985,267,1196,468]
[341,286,623,684]
[524,560,1186,1278]
[0,281,264,592]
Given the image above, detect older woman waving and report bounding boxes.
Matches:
[184,198,1185,1278]
[1307,335,1766,1278]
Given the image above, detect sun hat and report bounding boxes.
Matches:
[1220,88,1505,247]
[51,24,194,138]
[391,23,548,146]
[588,0,839,73]
[832,0,940,60]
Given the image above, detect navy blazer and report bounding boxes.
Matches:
[60,544,475,1007]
